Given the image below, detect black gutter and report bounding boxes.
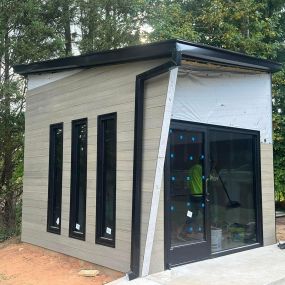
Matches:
[13,39,281,75]
[127,54,181,281]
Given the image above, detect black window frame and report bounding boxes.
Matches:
[69,118,88,240]
[96,112,117,248]
[47,122,64,235]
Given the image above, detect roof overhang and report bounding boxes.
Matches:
[13,39,282,75]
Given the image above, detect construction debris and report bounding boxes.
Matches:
[78,269,100,277]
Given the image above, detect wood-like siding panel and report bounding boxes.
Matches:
[22,59,167,273]
[139,74,170,275]
[260,143,275,245]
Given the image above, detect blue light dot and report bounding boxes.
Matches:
[187,202,191,207]
[169,129,173,134]
[189,156,193,161]
[170,153,174,158]
[179,135,183,140]
[201,203,205,208]
[202,175,205,180]
[171,176,176,181]
[200,155,205,160]
[192,136,196,142]
[171,205,175,211]
[198,226,202,232]
[186,176,191,181]
[188,227,193,233]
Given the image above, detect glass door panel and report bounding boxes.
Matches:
[209,130,258,253]
[169,129,206,246]
[166,123,210,267]
[165,120,262,268]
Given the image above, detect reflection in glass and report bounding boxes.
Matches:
[47,124,63,233]
[70,119,87,237]
[169,129,205,247]
[96,113,117,246]
[209,130,257,252]
[102,118,116,240]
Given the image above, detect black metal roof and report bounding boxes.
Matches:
[13,39,282,75]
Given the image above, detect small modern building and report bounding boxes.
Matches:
[14,40,281,280]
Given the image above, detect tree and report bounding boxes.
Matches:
[146,0,200,42]
[273,68,285,202]
[43,0,78,56]
[0,0,65,237]
[148,0,282,58]
[77,0,147,53]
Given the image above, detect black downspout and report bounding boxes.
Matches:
[127,53,181,281]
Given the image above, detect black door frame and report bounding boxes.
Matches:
[164,119,263,269]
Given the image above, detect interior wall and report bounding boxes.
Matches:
[172,71,272,143]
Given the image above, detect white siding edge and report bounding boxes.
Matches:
[141,67,178,277]
[27,69,83,90]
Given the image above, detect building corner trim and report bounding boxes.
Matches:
[127,56,180,281]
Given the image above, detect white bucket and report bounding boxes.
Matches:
[211,227,222,252]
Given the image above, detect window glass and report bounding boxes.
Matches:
[69,119,87,239]
[96,113,116,247]
[47,123,63,233]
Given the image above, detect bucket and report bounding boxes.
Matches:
[211,227,222,252]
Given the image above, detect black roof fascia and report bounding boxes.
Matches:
[13,40,176,75]
[176,40,281,72]
[13,39,282,75]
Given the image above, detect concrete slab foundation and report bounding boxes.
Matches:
[110,245,285,285]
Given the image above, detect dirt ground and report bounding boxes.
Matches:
[0,218,284,285]
[276,216,285,241]
[0,238,123,285]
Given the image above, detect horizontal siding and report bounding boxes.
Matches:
[260,143,275,245]
[22,59,168,273]
[139,74,170,274]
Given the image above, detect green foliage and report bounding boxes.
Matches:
[148,0,283,58]
[78,0,147,53]
[147,1,200,42]
[0,0,66,239]
[273,67,285,201]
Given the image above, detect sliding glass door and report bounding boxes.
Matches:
[165,120,262,268]
[209,130,260,253]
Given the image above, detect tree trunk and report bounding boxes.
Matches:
[1,29,16,233]
[63,1,72,56]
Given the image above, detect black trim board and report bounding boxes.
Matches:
[127,60,180,281]
[13,39,281,75]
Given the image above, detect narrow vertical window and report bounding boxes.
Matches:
[47,123,63,234]
[96,113,117,247]
[69,118,87,240]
